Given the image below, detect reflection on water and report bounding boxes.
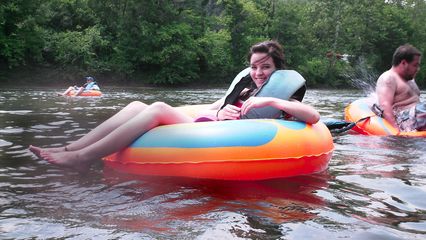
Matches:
[0,87,425,239]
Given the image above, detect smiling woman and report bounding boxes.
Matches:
[29,40,321,174]
[104,62,332,180]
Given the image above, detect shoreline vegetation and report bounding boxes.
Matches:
[1,1,426,88]
[1,65,366,90]
[0,65,233,88]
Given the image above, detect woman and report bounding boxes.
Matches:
[30,40,320,171]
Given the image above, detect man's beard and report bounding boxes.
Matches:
[403,72,415,80]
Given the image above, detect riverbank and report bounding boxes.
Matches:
[1,65,147,87]
[1,65,384,90]
[0,65,232,88]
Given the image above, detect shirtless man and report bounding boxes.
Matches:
[376,44,426,132]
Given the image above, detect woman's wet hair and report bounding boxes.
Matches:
[392,44,421,66]
[248,40,286,69]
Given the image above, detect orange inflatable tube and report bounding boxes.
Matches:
[65,90,102,97]
[345,98,426,137]
[103,117,334,180]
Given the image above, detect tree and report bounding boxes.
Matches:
[0,0,45,68]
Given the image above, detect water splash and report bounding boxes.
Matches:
[344,57,379,97]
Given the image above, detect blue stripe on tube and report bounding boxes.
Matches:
[130,120,279,148]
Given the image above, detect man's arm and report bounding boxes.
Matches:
[376,74,398,129]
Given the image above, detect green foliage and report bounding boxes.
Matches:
[297,58,327,86]
[42,0,96,31]
[269,1,310,68]
[221,0,268,69]
[197,29,233,76]
[2,0,426,87]
[148,23,200,85]
[0,0,45,67]
[47,25,108,71]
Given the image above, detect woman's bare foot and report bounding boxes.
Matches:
[40,151,93,172]
[29,145,66,158]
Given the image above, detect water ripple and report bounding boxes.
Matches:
[1,88,425,239]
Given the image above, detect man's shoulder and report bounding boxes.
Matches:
[377,70,397,85]
[378,69,395,78]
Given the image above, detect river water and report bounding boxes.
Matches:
[0,87,425,239]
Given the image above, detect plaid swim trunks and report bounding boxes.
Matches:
[394,102,426,132]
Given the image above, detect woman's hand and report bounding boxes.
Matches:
[217,104,241,120]
[240,97,273,116]
[240,97,320,124]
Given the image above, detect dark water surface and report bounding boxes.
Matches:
[0,87,425,239]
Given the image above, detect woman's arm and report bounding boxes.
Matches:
[197,97,241,121]
[240,97,320,124]
[194,98,223,119]
[206,98,224,111]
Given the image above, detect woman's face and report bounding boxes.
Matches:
[250,52,276,87]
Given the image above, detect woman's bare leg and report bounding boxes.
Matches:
[41,102,194,170]
[30,101,148,157]
[65,101,149,150]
